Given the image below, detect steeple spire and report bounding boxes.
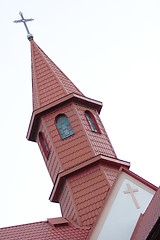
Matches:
[30,40,84,111]
[13,12,34,40]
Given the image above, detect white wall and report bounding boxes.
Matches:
[97,177,154,240]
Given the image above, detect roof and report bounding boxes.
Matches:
[30,40,84,111]
[50,155,130,202]
[0,217,90,240]
[131,187,160,240]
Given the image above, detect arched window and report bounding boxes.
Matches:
[56,114,74,139]
[85,110,100,133]
[39,132,50,159]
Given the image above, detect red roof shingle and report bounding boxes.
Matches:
[30,40,84,111]
[0,218,90,240]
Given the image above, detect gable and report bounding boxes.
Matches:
[89,170,156,240]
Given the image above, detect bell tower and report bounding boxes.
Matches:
[24,33,130,227]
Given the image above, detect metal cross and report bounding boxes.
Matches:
[124,183,140,209]
[13,12,34,40]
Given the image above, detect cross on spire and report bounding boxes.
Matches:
[124,183,140,209]
[14,12,34,40]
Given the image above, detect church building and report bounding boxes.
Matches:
[0,13,159,239]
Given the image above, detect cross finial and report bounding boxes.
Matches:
[13,12,34,41]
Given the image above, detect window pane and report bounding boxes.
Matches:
[85,111,99,133]
[56,114,74,139]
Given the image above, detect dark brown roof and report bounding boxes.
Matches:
[0,218,90,240]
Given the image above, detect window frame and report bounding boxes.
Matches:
[39,132,50,159]
[56,114,74,140]
[85,110,100,133]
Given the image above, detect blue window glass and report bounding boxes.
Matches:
[56,114,74,139]
[85,111,99,133]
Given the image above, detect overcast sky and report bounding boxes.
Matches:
[0,0,160,228]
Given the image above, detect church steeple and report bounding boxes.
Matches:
[30,40,84,111]
[27,37,130,227]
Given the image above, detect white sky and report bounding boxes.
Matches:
[0,0,160,228]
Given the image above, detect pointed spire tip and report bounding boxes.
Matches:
[27,33,33,41]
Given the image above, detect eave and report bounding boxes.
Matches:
[27,93,103,142]
[49,154,130,203]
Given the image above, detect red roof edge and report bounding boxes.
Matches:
[27,93,103,142]
[131,187,160,240]
[121,167,158,191]
[49,155,130,202]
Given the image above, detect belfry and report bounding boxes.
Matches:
[0,13,160,239]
